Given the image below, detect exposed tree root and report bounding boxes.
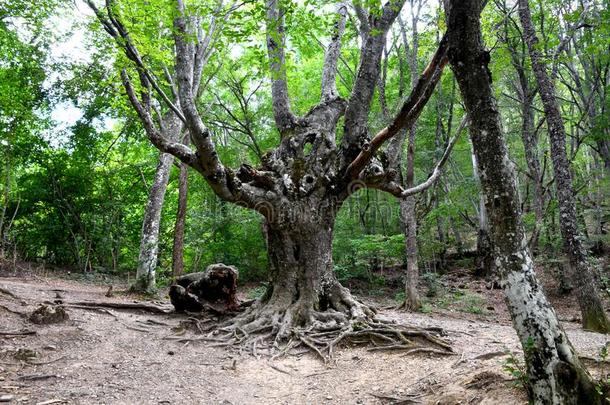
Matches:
[55,300,172,314]
[0,286,23,300]
[0,330,36,336]
[170,291,453,362]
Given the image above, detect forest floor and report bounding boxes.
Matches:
[1,264,610,405]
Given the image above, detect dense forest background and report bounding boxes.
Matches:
[1,0,608,293]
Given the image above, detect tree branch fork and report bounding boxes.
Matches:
[89,0,459,217]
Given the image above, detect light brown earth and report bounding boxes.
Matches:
[1,268,609,405]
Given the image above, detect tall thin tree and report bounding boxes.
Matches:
[447,0,600,401]
[518,0,610,333]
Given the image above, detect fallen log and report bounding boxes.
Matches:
[169,263,240,313]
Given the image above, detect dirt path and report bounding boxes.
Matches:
[1,276,608,404]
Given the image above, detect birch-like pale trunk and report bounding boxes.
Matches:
[132,114,182,293]
[172,158,188,279]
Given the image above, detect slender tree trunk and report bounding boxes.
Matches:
[401,191,420,310]
[132,113,182,293]
[433,88,448,269]
[132,152,174,293]
[398,3,422,311]
[471,141,494,278]
[447,0,601,402]
[518,0,610,333]
[0,155,10,258]
[520,90,545,250]
[597,138,610,176]
[499,0,545,250]
[172,159,188,279]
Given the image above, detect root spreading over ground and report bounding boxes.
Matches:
[167,298,454,362]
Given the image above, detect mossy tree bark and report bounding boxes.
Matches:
[517,0,610,333]
[447,0,601,402]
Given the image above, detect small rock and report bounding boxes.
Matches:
[486,306,495,311]
[325,396,333,400]
[0,395,14,402]
[43,345,57,351]
[167,351,175,356]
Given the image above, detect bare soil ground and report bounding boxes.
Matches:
[1,267,609,405]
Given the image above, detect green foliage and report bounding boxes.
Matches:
[421,272,441,297]
[435,290,487,315]
[1,0,609,301]
[502,351,529,390]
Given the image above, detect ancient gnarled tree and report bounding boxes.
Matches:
[89,0,457,353]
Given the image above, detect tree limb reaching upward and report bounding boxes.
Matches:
[266,0,297,135]
[173,0,235,201]
[85,0,186,123]
[345,35,449,180]
[341,0,409,156]
[320,2,348,102]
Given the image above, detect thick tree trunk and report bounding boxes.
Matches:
[243,214,372,338]
[447,0,601,402]
[172,160,188,279]
[518,0,610,333]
